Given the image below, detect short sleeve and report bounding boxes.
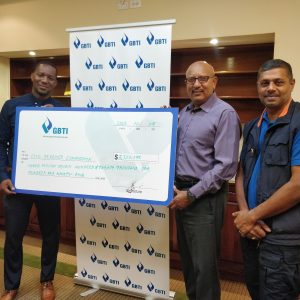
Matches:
[291,130,300,166]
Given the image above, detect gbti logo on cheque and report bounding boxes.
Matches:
[41,117,69,136]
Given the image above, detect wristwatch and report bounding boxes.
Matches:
[187,189,196,202]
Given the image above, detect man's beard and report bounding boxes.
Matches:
[34,87,50,97]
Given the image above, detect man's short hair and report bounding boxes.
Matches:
[257,59,293,80]
[33,60,57,76]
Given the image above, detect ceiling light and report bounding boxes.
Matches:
[209,38,219,45]
[29,51,36,56]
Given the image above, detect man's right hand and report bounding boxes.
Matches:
[246,221,271,240]
[233,209,271,240]
[0,179,16,195]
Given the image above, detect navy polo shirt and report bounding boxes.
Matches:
[247,111,300,209]
[0,93,63,182]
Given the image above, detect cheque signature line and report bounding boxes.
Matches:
[112,185,157,191]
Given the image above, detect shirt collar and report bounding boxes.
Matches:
[186,92,218,113]
[30,93,53,105]
[257,100,292,127]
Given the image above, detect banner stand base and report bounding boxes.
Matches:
[74,274,175,299]
[80,287,100,297]
[168,291,175,299]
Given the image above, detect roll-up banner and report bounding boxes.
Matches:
[67,20,175,299]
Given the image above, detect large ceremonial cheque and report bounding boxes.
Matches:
[12,107,178,205]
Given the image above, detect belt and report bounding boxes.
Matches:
[175,175,199,189]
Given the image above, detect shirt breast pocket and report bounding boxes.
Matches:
[265,135,289,166]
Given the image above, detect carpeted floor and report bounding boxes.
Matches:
[0,230,251,299]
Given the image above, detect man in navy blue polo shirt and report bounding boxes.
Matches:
[0,61,63,300]
[234,59,300,300]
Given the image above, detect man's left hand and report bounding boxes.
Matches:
[169,186,191,210]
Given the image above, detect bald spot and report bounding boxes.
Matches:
[186,61,215,77]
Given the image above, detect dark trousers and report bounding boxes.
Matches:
[3,194,60,290]
[175,183,227,300]
[241,238,300,300]
[240,238,260,300]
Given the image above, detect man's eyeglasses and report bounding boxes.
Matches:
[185,76,215,85]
